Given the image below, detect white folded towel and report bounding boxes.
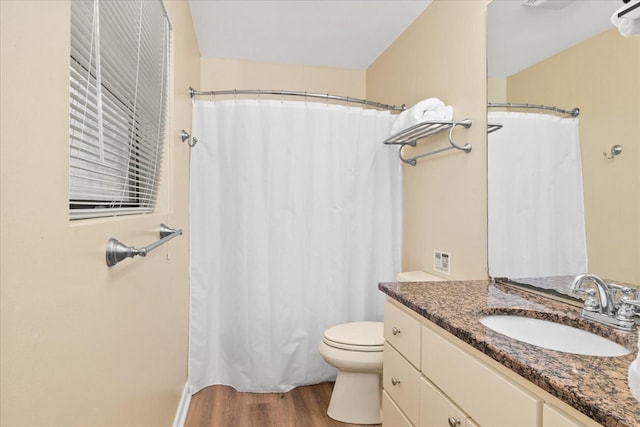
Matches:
[391,98,454,134]
[611,1,640,37]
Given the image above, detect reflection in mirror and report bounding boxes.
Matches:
[487,0,640,286]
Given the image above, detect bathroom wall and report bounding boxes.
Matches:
[507,28,640,284]
[0,1,198,425]
[200,57,366,99]
[488,78,507,103]
[367,0,491,279]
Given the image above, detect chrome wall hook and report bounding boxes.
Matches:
[603,145,623,159]
[180,129,198,147]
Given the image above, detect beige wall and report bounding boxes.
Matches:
[505,29,640,284]
[367,0,490,279]
[0,1,199,425]
[200,57,366,100]
[487,78,507,103]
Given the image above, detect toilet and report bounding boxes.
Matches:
[318,271,445,424]
[318,321,384,424]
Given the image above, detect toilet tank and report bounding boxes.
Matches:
[397,271,446,282]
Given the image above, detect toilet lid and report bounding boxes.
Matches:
[323,321,384,352]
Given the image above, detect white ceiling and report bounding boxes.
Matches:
[188,0,622,75]
[488,0,621,77]
[188,0,432,70]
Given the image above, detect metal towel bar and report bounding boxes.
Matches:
[106,224,182,267]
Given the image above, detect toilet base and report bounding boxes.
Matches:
[327,371,382,425]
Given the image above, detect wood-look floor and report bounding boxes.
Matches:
[184,382,381,427]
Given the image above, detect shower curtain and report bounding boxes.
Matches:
[488,111,587,278]
[189,99,402,394]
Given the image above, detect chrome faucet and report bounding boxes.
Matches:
[570,274,616,316]
[569,273,639,331]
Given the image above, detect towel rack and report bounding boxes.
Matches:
[106,224,182,267]
[383,119,473,166]
[487,123,503,134]
[618,0,640,19]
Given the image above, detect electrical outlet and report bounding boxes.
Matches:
[433,250,450,275]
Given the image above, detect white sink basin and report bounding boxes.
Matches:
[479,315,630,357]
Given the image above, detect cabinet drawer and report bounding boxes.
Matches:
[383,390,414,427]
[384,342,421,425]
[384,299,421,368]
[420,377,476,427]
[422,325,542,427]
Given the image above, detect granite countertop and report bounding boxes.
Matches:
[379,280,640,427]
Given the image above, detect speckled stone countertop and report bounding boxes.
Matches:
[379,280,640,427]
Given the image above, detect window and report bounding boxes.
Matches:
[69,0,170,220]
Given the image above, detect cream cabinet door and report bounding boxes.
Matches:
[543,404,586,427]
[383,390,414,427]
[422,325,542,427]
[420,377,474,427]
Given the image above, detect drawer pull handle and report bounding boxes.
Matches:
[392,327,401,335]
[391,377,401,386]
[448,417,461,427]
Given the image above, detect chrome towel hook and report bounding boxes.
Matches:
[603,145,622,159]
[180,129,198,147]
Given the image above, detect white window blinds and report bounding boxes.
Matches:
[69,0,170,220]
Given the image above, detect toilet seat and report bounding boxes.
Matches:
[322,321,383,352]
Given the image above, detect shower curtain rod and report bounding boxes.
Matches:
[488,102,580,117]
[189,87,406,112]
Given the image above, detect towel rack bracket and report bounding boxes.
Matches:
[160,223,179,239]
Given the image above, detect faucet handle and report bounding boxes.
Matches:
[622,287,639,300]
[575,288,599,312]
[609,284,636,298]
[621,299,640,309]
[616,296,640,326]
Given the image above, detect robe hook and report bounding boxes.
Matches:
[180,129,198,147]
[603,145,622,159]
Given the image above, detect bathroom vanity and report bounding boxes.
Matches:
[379,280,640,427]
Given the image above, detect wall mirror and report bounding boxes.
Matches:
[487,0,639,288]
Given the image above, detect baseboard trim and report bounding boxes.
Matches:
[172,383,191,427]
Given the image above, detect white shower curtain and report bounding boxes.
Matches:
[189,100,402,394]
[488,112,587,278]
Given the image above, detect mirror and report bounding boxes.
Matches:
[487,0,639,286]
